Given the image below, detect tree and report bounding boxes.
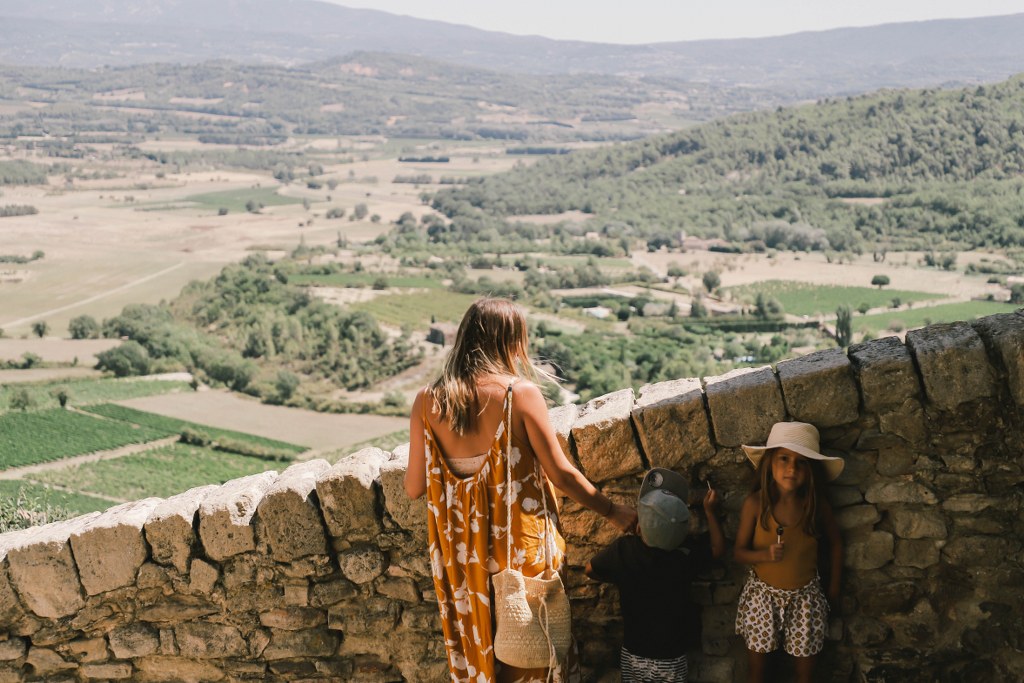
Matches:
[835,304,853,348]
[702,271,721,293]
[274,370,300,403]
[690,296,708,318]
[667,262,686,279]
[96,341,151,377]
[31,321,48,338]
[871,274,890,289]
[857,302,871,315]
[1009,284,1024,304]
[353,203,369,220]
[52,387,69,408]
[68,315,99,340]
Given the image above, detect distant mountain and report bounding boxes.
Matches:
[1,0,1023,98]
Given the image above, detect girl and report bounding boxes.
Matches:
[405,298,637,683]
[733,421,844,683]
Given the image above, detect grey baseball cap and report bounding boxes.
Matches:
[637,468,691,551]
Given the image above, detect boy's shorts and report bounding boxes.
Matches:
[620,646,688,683]
[735,572,829,658]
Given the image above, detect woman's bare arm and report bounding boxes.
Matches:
[517,382,637,533]
[404,390,427,499]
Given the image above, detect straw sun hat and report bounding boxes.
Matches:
[741,422,844,481]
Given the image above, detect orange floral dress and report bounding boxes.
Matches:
[423,385,581,683]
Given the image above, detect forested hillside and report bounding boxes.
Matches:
[431,76,1024,252]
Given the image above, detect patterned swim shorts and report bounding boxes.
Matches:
[735,572,829,658]
[619,647,688,683]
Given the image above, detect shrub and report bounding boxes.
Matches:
[68,314,100,339]
[96,341,151,377]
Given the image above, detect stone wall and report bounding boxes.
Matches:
[0,311,1022,682]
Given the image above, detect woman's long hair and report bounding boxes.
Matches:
[753,448,823,537]
[429,298,551,435]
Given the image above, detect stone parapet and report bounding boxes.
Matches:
[0,311,1021,681]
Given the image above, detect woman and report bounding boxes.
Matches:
[406,298,637,683]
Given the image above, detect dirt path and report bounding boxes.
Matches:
[0,436,179,480]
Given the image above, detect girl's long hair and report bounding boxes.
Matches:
[753,448,823,536]
[428,298,552,435]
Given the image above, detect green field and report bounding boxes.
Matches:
[30,443,283,501]
[538,256,633,270]
[82,404,307,455]
[136,187,303,213]
[726,280,940,317]
[289,272,443,289]
[0,409,166,469]
[330,429,409,461]
[0,480,116,519]
[350,290,479,327]
[855,301,1021,334]
[0,377,190,415]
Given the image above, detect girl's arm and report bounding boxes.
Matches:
[820,498,843,602]
[518,382,637,533]
[404,390,427,499]
[703,488,726,559]
[733,493,782,565]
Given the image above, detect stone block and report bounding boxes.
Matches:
[834,504,881,531]
[198,471,278,562]
[24,647,74,676]
[705,366,785,447]
[865,481,937,505]
[63,637,107,663]
[174,622,247,659]
[262,628,338,659]
[906,322,997,410]
[0,563,27,627]
[316,447,389,544]
[144,485,218,573]
[283,580,309,606]
[376,576,420,603]
[257,459,331,562]
[135,656,225,682]
[972,312,1024,405]
[848,336,922,412]
[258,607,327,630]
[844,530,894,570]
[71,497,162,596]
[942,537,1014,566]
[632,378,714,469]
[5,513,98,618]
[379,453,426,535]
[310,578,359,608]
[571,388,643,482]
[338,545,386,584]
[108,623,159,659]
[846,616,892,647]
[895,539,941,568]
[547,403,579,464]
[889,509,947,539]
[189,558,219,595]
[81,662,133,679]
[0,639,25,661]
[777,349,860,427]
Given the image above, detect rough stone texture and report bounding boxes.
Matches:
[547,403,579,464]
[705,366,785,447]
[906,322,997,410]
[632,378,714,469]
[316,448,389,545]
[144,485,217,574]
[0,312,1022,682]
[379,451,426,535]
[70,498,162,596]
[571,388,643,482]
[5,513,98,618]
[777,348,860,427]
[972,312,1024,405]
[198,472,278,562]
[257,460,331,562]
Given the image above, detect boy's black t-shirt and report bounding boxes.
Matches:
[589,535,709,660]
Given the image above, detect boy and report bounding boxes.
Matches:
[586,468,725,682]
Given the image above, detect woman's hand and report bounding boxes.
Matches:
[702,487,719,513]
[606,502,638,534]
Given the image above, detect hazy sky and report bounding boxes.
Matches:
[328,0,1024,44]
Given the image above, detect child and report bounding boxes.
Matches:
[734,421,844,683]
[586,467,725,683]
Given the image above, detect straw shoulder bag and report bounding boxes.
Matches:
[492,382,572,675]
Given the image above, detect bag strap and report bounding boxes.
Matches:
[503,381,553,573]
